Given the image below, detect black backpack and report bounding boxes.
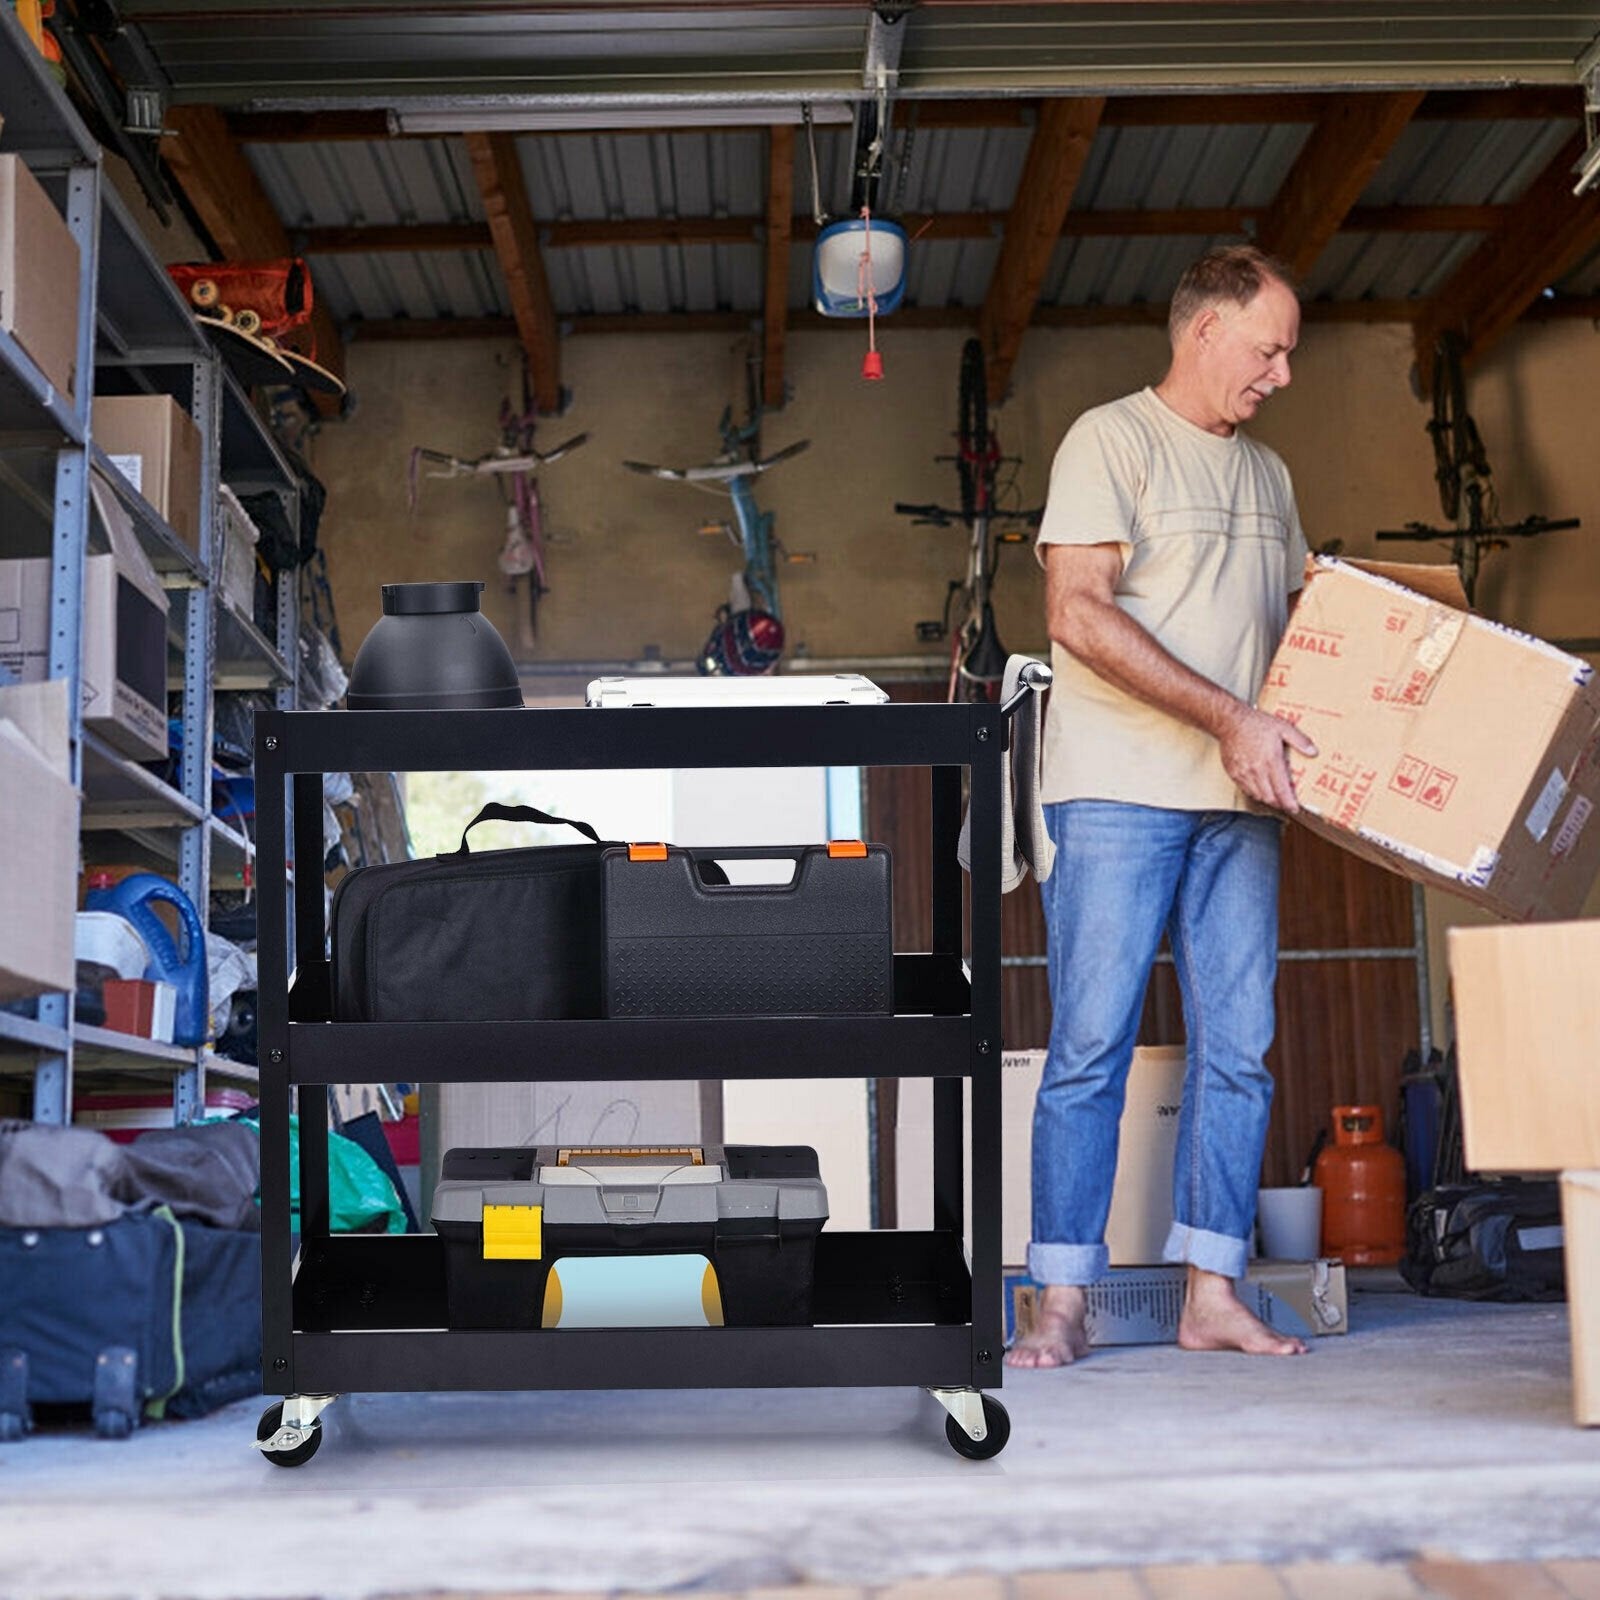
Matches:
[1401,1179,1565,1302]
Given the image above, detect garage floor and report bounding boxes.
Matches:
[3,1277,1599,1600]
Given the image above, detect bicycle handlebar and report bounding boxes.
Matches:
[893,502,1046,527]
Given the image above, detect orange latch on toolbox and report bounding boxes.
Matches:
[627,843,669,861]
[827,840,868,858]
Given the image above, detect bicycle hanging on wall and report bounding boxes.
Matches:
[895,338,1043,702]
[409,356,588,654]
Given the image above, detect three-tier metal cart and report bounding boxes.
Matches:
[251,695,1013,1463]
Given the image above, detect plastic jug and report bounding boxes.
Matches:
[83,872,210,1046]
[1314,1104,1406,1266]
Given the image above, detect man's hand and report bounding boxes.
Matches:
[1217,704,1319,813]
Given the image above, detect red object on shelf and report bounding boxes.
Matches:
[383,1114,420,1167]
[74,1088,256,1144]
[165,259,313,343]
[101,978,158,1037]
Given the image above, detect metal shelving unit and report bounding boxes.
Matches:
[0,4,298,1122]
[253,701,1011,1461]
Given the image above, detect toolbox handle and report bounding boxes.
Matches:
[675,843,872,893]
[455,803,605,853]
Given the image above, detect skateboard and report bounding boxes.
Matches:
[194,310,347,397]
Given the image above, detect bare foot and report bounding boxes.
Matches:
[1177,1266,1307,1356]
[1005,1284,1091,1369]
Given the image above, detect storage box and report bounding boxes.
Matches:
[1561,1170,1600,1427]
[430,1144,828,1329]
[0,153,79,401]
[73,1086,255,1142]
[215,484,260,615]
[1004,1258,1348,1347]
[1258,557,1600,920]
[0,679,76,1001]
[101,978,177,1043]
[0,476,169,761]
[602,843,893,1017]
[897,1046,1185,1266]
[1448,920,1600,1172]
[92,395,204,558]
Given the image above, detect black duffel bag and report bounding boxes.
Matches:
[331,804,619,1022]
[1401,1178,1566,1302]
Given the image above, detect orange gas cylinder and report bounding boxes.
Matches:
[1314,1104,1406,1266]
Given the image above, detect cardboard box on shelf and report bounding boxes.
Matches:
[1258,556,1600,921]
[1004,1257,1348,1348]
[216,484,260,615]
[0,475,170,760]
[1448,920,1600,1172]
[0,679,77,1002]
[897,1045,1185,1266]
[92,394,204,557]
[0,153,79,401]
[1561,1171,1600,1427]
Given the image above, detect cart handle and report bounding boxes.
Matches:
[999,658,1052,723]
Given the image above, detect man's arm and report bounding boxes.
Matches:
[1045,542,1317,813]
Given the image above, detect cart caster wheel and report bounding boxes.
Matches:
[945,1395,1010,1460]
[94,1408,135,1440]
[257,1401,322,1467]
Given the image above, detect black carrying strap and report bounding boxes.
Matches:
[455,803,604,854]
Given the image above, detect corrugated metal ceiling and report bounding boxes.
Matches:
[243,107,1595,325]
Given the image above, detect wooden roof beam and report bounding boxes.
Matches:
[1256,92,1425,281]
[162,104,346,410]
[1414,129,1600,387]
[977,96,1104,405]
[762,125,795,410]
[296,202,1509,259]
[464,131,562,413]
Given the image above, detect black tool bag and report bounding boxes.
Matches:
[331,804,620,1022]
[1401,1179,1566,1302]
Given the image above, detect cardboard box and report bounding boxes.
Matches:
[897,1045,1185,1266]
[216,484,260,615]
[1561,1170,1600,1427]
[92,395,204,558]
[1448,920,1600,1171]
[0,680,77,1001]
[1258,556,1600,921]
[0,154,79,401]
[0,475,170,760]
[1005,1258,1348,1348]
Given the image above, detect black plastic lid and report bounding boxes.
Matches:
[381,581,484,617]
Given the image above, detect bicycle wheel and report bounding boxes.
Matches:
[957,338,988,526]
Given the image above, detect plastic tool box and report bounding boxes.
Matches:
[430,1144,828,1330]
[602,842,893,1017]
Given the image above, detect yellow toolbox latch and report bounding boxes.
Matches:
[483,1204,542,1260]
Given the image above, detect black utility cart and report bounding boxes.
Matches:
[252,695,1020,1463]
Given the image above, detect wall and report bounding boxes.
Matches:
[308,311,1600,1048]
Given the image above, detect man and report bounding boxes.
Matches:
[1006,244,1318,1370]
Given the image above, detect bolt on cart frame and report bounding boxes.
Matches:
[252,697,1010,1461]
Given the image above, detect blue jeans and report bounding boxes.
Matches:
[1027,801,1281,1287]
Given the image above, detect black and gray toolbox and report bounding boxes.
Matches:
[602,842,893,1017]
[430,1144,829,1329]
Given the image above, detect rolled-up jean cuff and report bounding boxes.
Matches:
[1027,1241,1110,1287]
[1163,1221,1249,1280]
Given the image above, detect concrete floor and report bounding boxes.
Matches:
[3,1278,1599,1600]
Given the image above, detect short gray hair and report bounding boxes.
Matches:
[1168,245,1298,341]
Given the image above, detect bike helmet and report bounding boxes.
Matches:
[697,604,785,676]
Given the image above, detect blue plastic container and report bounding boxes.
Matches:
[84,873,210,1046]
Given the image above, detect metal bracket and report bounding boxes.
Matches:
[927,1385,987,1442]
[255,1392,339,1453]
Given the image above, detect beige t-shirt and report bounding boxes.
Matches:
[1035,387,1307,812]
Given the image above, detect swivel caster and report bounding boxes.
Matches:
[255,1394,337,1467]
[929,1387,1011,1460]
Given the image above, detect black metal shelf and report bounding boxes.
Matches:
[254,700,1006,1429]
[287,1230,977,1394]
